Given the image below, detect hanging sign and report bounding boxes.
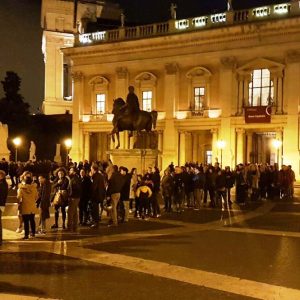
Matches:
[245,106,271,123]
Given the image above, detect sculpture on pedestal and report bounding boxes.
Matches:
[111,86,158,149]
[29,141,36,162]
[0,123,10,160]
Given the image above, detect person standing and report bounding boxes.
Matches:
[51,168,69,229]
[193,167,205,210]
[37,175,51,234]
[79,169,91,226]
[67,167,82,231]
[120,167,131,222]
[90,164,106,228]
[17,172,38,240]
[161,169,174,213]
[0,170,8,245]
[106,165,125,226]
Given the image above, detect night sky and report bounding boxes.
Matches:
[0,0,286,111]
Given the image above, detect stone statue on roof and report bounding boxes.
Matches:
[170,3,177,20]
[29,141,36,162]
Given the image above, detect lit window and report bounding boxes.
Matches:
[96,94,106,114]
[142,91,152,112]
[194,87,205,110]
[248,69,273,106]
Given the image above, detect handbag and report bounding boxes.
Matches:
[52,191,62,206]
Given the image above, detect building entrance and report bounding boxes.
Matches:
[245,131,278,165]
[179,130,212,165]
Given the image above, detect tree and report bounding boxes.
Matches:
[0,71,31,135]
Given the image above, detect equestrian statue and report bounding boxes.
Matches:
[111,86,158,149]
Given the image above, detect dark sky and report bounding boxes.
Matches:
[0,0,285,111]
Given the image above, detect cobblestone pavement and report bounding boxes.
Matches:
[1,191,300,300]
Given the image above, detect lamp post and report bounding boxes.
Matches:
[216,140,226,168]
[272,139,282,166]
[64,139,72,166]
[12,137,22,162]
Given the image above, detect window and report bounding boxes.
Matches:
[63,64,72,101]
[142,90,152,112]
[249,69,273,106]
[96,94,106,114]
[194,87,205,110]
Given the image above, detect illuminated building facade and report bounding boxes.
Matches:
[43,0,300,178]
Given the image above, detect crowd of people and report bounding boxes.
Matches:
[0,157,296,243]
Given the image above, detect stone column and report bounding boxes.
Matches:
[246,132,253,163]
[158,131,163,170]
[276,129,283,167]
[179,131,186,166]
[236,128,245,165]
[69,71,84,162]
[162,63,179,170]
[211,128,218,164]
[83,132,90,161]
[192,132,198,162]
[115,67,128,100]
[185,132,192,163]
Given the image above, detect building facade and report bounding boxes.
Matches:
[43,1,300,178]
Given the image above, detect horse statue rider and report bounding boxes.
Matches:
[111,86,157,149]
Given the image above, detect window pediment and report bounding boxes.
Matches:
[88,76,109,90]
[237,58,285,74]
[135,72,157,86]
[186,67,212,80]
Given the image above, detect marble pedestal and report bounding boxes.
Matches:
[108,149,159,174]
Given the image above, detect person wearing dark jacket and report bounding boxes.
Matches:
[120,167,131,222]
[106,165,125,226]
[67,167,82,231]
[225,166,234,204]
[51,168,69,229]
[0,170,8,245]
[215,170,227,209]
[161,170,174,212]
[173,167,185,213]
[193,167,205,210]
[37,175,51,234]
[79,169,92,226]
[90,164,106,228]
[151,167,161,217]
[204,166,216,207]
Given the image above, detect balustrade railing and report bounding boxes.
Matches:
[76,1,299,46]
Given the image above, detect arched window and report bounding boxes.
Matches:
[248,69,274,106]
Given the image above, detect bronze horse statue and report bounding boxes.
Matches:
[111,98,158,149]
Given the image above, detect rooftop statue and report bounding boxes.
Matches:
[111,86,157,149]
[170,3,177,20]
[29,140,36,162]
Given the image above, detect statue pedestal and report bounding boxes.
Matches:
[0,123,10,160]
[108,149,159,174]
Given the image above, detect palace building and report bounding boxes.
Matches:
[42,0,300,178]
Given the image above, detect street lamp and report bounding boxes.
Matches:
[216,140,226,168]
[272,139,282,166]
[12,137,22,162]
[64,138,72,166]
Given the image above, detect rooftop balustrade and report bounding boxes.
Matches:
[76,2,299,46]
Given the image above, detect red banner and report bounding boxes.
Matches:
[245,106,271,123]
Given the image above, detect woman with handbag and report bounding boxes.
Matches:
[51,168,69,229]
